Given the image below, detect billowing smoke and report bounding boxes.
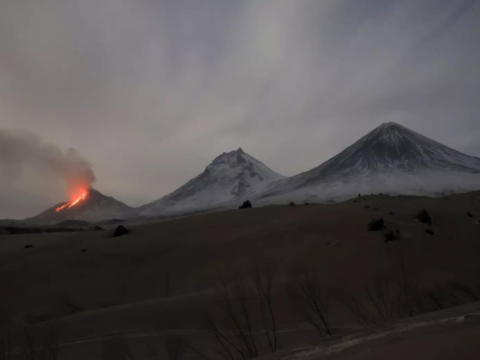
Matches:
[0,128,95,217]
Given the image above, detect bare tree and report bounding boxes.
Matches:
[22,322,59,360]
[251,261,279,352]
[288,268,332,336]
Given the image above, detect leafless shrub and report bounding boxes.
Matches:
[164,269,171,298]
[366,275,400,322]
[425,290,449,310]
[205,273,260,360]
[0,313,12,360]
[395,259,419,318]
[145,345,160,360]
[101,338,136,360]
[334,288,377,327]
[185,344,211,360]
[347,260,425,324]
[164,334,186,360]
[251,261,279,352]
[0,334,11,360]
[448,281,479,302]
[339,258,480,327]
[22,322,59,360]
[287,267,332,336]
[205,318,241,360]
[58,293,82,315]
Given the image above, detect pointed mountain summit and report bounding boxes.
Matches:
[259,122,480,202]
[26,188,135,225]
[307,122,480,177]
[139,148,284,216]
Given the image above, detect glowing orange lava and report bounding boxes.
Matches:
[56,190,89,212]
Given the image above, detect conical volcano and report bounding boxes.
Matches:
[259,122,480,202]
[26,188,134,225]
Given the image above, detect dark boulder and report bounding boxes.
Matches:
[415,210,432,225]
[364,205,370,209]
[81,249,87,252]
[239,200,252,209]
[384,230,400,242]
[24,244,33,249]
[368,218,385,231]
[389,212,394,215]
[467,212,473,218]
[113,225,129,237]
[425,229,434,236]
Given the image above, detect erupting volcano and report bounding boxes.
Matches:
[55,190,89,212]
[26,187,135,225]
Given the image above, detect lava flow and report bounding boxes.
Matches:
[56,190,89,212]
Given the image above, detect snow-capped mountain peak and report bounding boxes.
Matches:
[258,122,480,203]
[139,149,284,216]
[336,121,480,174]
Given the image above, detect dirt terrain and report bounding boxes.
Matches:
[258,302,480,360]
[1,192,480,359]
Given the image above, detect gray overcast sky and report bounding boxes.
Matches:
[1,0,480,218]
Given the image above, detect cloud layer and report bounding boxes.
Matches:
[1,0,479,218]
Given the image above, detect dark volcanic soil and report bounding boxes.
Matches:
[1,191,480,359]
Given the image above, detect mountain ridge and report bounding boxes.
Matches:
[21,123,480,222]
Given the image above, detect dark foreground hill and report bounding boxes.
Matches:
[1,191,480,359]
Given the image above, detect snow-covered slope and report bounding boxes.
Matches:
[26,188,135,225]
[139,148,284,216]
[258,122,480,203]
